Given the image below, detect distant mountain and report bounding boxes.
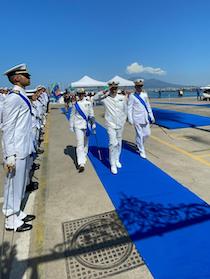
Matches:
[127,76,185,89]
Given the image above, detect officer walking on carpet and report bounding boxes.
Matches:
[69,88,96,173]
[128,79,155,159]
[93,81,127,174]
[2,64,35,232]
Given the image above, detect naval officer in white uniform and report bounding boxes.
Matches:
[2,64,35,232]
[128,79,155,159]
[93,81,127,174]
[69,88,95,172]
[0,88,4,129]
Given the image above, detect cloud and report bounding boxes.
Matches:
[126,62,166,75]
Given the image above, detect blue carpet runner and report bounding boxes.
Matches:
[152,101,210,108]
[60,107,71,120]
[61,105,210,130]
[153,107,210,129]
[88,123,210,279]
[61,107,210,278]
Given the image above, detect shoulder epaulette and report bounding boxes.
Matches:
[10,90,20,95]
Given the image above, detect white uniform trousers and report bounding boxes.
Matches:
[2,156,28,217]
[32,127,38,150]
[36,128,40,147]
[134,123,151,154]
[23,155,33,198]
[107,127,123,167]
[75,128,88,166]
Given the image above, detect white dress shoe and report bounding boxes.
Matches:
[140,151,147,159]
[5,214,24,231]
[111,166,118,174]
[116,161,122,168]
[18,210,27,220]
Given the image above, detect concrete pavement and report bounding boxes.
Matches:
[1,97,210,278]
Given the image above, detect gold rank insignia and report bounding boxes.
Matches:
[13,90,20,94]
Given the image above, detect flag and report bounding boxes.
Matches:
[51,83,61,100]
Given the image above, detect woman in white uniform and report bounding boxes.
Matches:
[69,88,95,172]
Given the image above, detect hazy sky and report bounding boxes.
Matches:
[1,0,210,88]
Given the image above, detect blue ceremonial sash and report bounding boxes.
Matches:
[74,102,91,136]
[134,93,152,123]
[9,91,32,115]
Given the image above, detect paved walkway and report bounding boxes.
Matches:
[1,98,210,278]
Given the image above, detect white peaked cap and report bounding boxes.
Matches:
[77,88,86,94]
[36,85,46,90]
[26,89,36,97]
[4,63,29,76]
[134,79,144,86]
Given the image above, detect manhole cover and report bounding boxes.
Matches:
[62,211,144,279]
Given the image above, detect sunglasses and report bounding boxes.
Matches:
[21,73,31,79]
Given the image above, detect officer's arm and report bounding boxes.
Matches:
[2,95,19,158]
[88,101,94,118]
[69,105,75,131]
[127,94,134,124]
[145,97,155,122]
[93,90,109,102]
[123,96,128,117]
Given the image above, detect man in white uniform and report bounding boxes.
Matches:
[93,82,127,174]
[69,88,95,172]
[2,64,35,232]
[128,79,155,159]
[0,88,9,129]
[0,88,4,129]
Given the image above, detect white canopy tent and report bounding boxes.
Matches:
[71,75,106,88]
[107,75,134,87]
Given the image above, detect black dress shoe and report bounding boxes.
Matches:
[6,223,33,232]
[37,149,44,154]
[78,165,85,173]
[22,215,36,222]
[32,163,40,170]
[26,182,39,192]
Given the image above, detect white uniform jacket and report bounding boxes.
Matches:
[69,98,94,130]
[2,85,34,159]
[33,100,44,119]
[94,92,127,129]
[0,93,4,128]
[32,103,41,129]
[39,94,48,111]
[128,92,154,125]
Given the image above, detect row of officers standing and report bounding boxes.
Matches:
[0,64,49,232]
[69,79,155,174]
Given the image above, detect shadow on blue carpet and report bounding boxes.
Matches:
[88,123,210,279]
[61,107,210,278]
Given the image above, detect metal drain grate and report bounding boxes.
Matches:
[62,211,144,279]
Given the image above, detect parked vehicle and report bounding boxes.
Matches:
[200,86,210,101]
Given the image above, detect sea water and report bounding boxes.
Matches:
[148,91,197,99]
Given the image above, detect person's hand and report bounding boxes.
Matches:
[92,123,96,130]
[69,126,74,132]
[5,155,16,172]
